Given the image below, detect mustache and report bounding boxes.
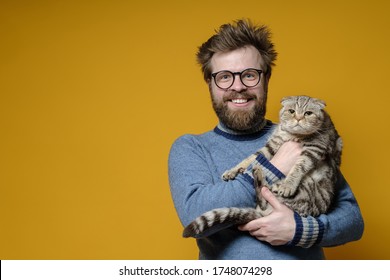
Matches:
[222,91,257,102]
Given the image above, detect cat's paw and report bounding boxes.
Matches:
[221,168,243,181]
[271,183,295,197]
[252,165,264,185]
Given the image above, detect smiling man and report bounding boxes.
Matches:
[210,46,267,132]
[168,19,364,260]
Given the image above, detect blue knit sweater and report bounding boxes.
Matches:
[168,121,364,260]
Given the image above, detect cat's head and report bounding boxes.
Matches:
[279,95,326,136]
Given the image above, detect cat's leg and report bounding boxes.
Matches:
[271,154,317,197]
[271,166,302,197]
[253,165,273,216]
[221,153,257,181]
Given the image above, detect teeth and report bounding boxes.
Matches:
[231,99,248,104]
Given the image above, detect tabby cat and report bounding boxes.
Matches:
[183,95,342,238]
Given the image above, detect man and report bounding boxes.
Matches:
[168,19,364,259]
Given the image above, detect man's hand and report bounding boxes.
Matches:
[270,141,302,175]
[238,187,295,246]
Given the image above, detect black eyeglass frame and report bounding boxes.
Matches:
[211,68,264,90]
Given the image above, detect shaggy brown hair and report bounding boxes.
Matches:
[196,19,277,82]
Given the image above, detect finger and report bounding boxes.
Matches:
[248,228,268,241]
[238,218,262,232]
[250,230,264,239]
[261,187,283,210]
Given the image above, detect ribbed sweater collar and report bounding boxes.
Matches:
[214,119,273,141]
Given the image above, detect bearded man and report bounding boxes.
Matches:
[168,19,364,260]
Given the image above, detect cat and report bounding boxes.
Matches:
[183,95,343,238]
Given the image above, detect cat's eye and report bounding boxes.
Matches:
[305,111,313,116]
[288,109,295,114]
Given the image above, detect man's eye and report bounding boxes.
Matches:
[216,73,232,83]
[242,70,259,81]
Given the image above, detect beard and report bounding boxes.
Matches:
[211,90,267,132]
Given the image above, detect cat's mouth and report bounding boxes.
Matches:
[288,124,316,136]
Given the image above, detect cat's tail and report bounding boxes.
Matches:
[182,207,261,238]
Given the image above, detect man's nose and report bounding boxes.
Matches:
[229,74,247,91]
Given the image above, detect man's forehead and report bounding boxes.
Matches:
[210,46,266,72]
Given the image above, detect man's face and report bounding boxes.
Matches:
[209,45,269,132]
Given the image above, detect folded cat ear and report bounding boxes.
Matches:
[313,98,326,109]
[281,96,294,106]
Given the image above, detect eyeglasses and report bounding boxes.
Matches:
[211,68,263,90]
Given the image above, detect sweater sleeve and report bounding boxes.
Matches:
[241,153,286,185]
[287,212,325,247]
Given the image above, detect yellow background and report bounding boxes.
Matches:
[1,0,389,259]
